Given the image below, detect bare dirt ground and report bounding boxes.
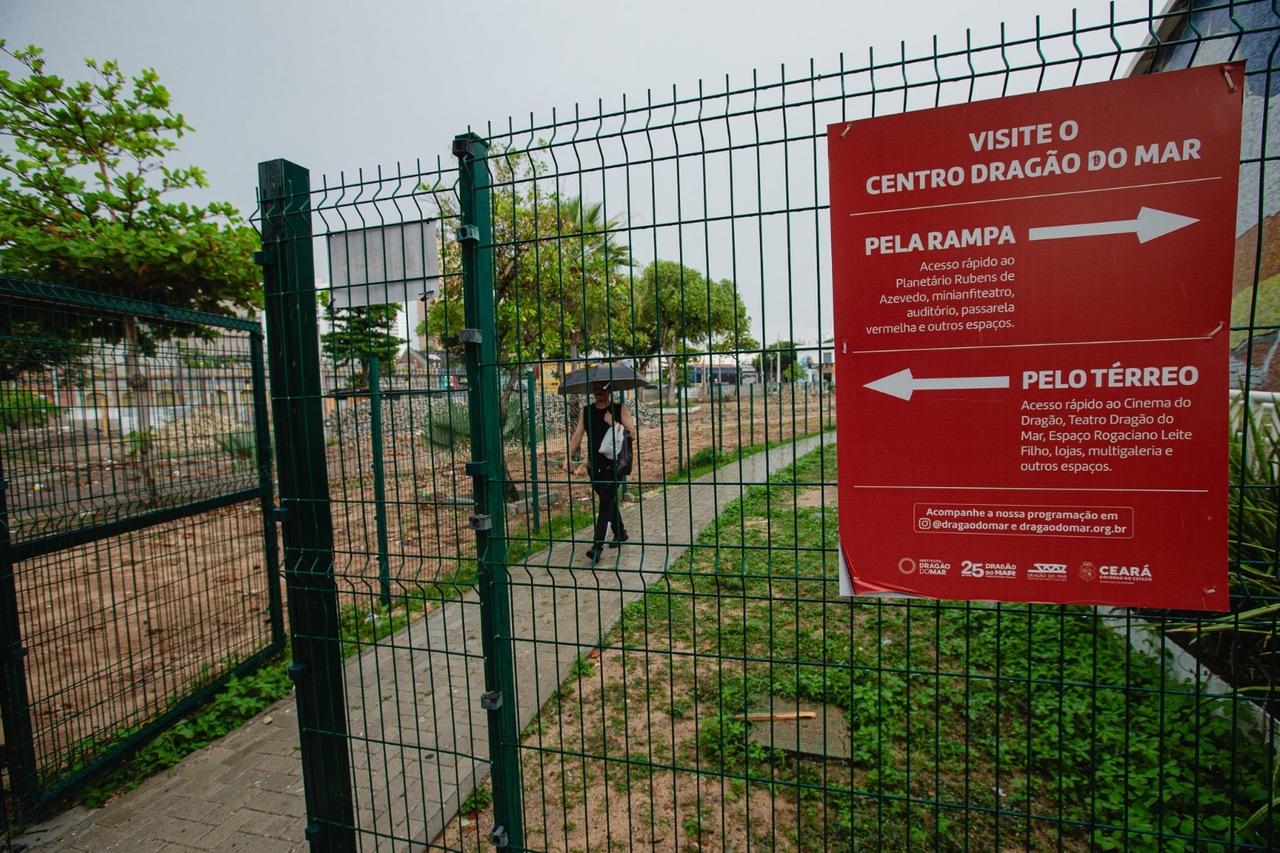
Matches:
[14,502,273,782]
[435,645,802,853]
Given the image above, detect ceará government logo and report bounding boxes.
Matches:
[1099,564,1153,582]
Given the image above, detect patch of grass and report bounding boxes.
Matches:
[215,429,257,472]
[125,427,155,459]
[79,659,293,807]
[421,401,470,449]
[511,442,1278,850]
[461,783,493,814]
[1230,273,1280,348]
[0,384,60,429]
[507,505,586,565]
[658,428,833,484]
[338,565,478,655]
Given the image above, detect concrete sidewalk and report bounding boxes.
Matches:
[22,434,830,851]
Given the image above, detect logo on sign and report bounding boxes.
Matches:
[986,561,1017,579]
[959,560,1015,579]
[1078,561,1097,582]
[1099,564,1153,582]
[917,558,951,576]
[898,557,917,575]
[1028,562,1069,581]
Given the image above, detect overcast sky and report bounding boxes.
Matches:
[4,0,1156,346]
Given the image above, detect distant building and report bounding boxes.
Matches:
[396,347,467,390]
[687,362,752,385]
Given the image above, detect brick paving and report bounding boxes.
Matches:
[18,435,829,851]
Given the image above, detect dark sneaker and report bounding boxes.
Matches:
[585,547,602,563]
[609,532,629,549]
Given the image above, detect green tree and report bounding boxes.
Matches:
[707,280,760,373]
[0,43,259,320]
[626,261,756,397]
[425,173,631,365]
[0,321,88,381]
[755,340,799,383]
[0,43,260,502]
[320,295,401,390]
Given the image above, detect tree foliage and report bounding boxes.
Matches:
[755,340,799,381]
[0,320,89,381]
[634,262,754,356]
[420,154,760,395]
[0,42,261,504]
[423,153,633,371]
[0,42,260,333]
[617,260,756,391]
[320,295,401,390]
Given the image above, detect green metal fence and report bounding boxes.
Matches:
[261,2,1280,849]
[0,276,285,824]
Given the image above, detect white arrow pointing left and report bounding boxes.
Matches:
[1028,206,1198,244]
[865,368,1010,401]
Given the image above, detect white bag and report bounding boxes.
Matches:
[598,423,627,460]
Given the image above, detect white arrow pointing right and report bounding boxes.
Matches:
[865,368,1010,401]
[1028,206,1198,244]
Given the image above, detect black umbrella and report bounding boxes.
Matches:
[558,361,651,395]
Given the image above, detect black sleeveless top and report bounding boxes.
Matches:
[583,402,622,470]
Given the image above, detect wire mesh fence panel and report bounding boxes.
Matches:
[0,276,284,822]
[255,157,506,850]
[261,2,1280,851]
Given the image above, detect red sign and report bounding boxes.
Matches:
[828,63,1243,610]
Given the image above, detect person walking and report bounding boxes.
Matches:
[563,380,636,562]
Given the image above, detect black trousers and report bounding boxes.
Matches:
[591,470,625,547]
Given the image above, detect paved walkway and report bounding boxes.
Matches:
[22,435,830,851]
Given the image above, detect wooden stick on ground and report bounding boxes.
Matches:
[737,710,818,723]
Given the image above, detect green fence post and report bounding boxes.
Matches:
[257,158,357,853]
[369,357,392,610]
[249,331,286,646]
[618,387,629,499]
[716,382,724,450]
[527,369,540,531]
[750,382,755,445]
[0,456,39,822]
[676,383,684,474]
[778,379,784,443]
[454,132,524,851]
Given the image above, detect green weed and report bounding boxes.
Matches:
[461,783,492,814]
[80,661,292,806]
